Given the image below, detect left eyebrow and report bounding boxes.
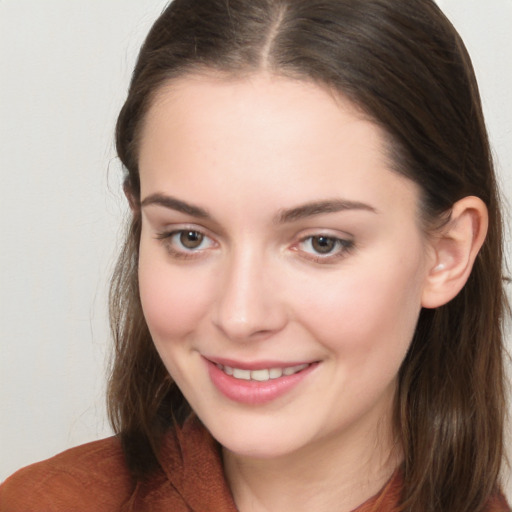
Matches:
[275,199,377,224]
[140,193,211,219]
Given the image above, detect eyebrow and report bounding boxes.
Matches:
[141,193,210,218]
[276,199,377,223]
[140,193,377,223]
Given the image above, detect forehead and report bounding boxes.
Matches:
[138,73,419,218]
[141,72,375,153]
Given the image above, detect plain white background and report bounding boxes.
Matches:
[1,0,511,500]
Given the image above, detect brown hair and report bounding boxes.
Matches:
[108,1,508,510]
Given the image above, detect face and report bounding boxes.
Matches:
[137,74,434,461]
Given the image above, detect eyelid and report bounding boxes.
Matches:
[292,230,355,263]
[155,225,218,259]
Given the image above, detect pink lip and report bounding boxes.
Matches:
[205,358,318,405]
[206,356,313,370]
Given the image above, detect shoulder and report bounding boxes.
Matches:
[0,421,236,512]
[0,437,135,511]
[484,491,512,512]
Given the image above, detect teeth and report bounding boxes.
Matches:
[232,368,251,380]
[283,363,308,376]
[269,368,283,379]
[219,363,309,381]
[250,369,270,381]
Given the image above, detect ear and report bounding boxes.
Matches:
[421,196,488,309]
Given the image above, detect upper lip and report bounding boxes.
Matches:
[204,356,316,370]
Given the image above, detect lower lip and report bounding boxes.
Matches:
[206,360,318,405]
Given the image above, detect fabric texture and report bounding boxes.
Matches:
[1,416,510,511]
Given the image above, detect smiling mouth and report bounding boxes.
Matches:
[214,363,311,382]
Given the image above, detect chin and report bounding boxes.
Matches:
[197,410,320,460]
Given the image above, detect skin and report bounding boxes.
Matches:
[136,73,444,511]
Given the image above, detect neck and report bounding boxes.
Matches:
[222,418,401,512]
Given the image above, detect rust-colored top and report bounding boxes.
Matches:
[1,416,509,511]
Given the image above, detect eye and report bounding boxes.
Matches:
[176,230,207,250]
[156,228,216,257]
[309,236,337,254]
[297,234,354,261]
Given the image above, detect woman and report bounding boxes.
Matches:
[1,0,510,511]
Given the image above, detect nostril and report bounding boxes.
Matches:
[212,316,276,342]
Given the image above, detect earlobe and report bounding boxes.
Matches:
[421,196,488,309]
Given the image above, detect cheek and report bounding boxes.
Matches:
[138,244,214,340]
[290,250,425,364]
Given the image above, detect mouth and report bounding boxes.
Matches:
[205,357,318,404]
[214,363,311,382]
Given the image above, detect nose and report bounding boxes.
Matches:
[212,248,287,342]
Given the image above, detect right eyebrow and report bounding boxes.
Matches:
[275,199,377,224]
[140,193,211,219]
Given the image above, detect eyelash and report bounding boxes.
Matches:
[155,229,216,260]
[155,229,355,263]
[294,235,355,263]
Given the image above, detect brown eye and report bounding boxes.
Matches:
[297,234,354,262]
[311,236,337,254]
[179,230,204,249]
